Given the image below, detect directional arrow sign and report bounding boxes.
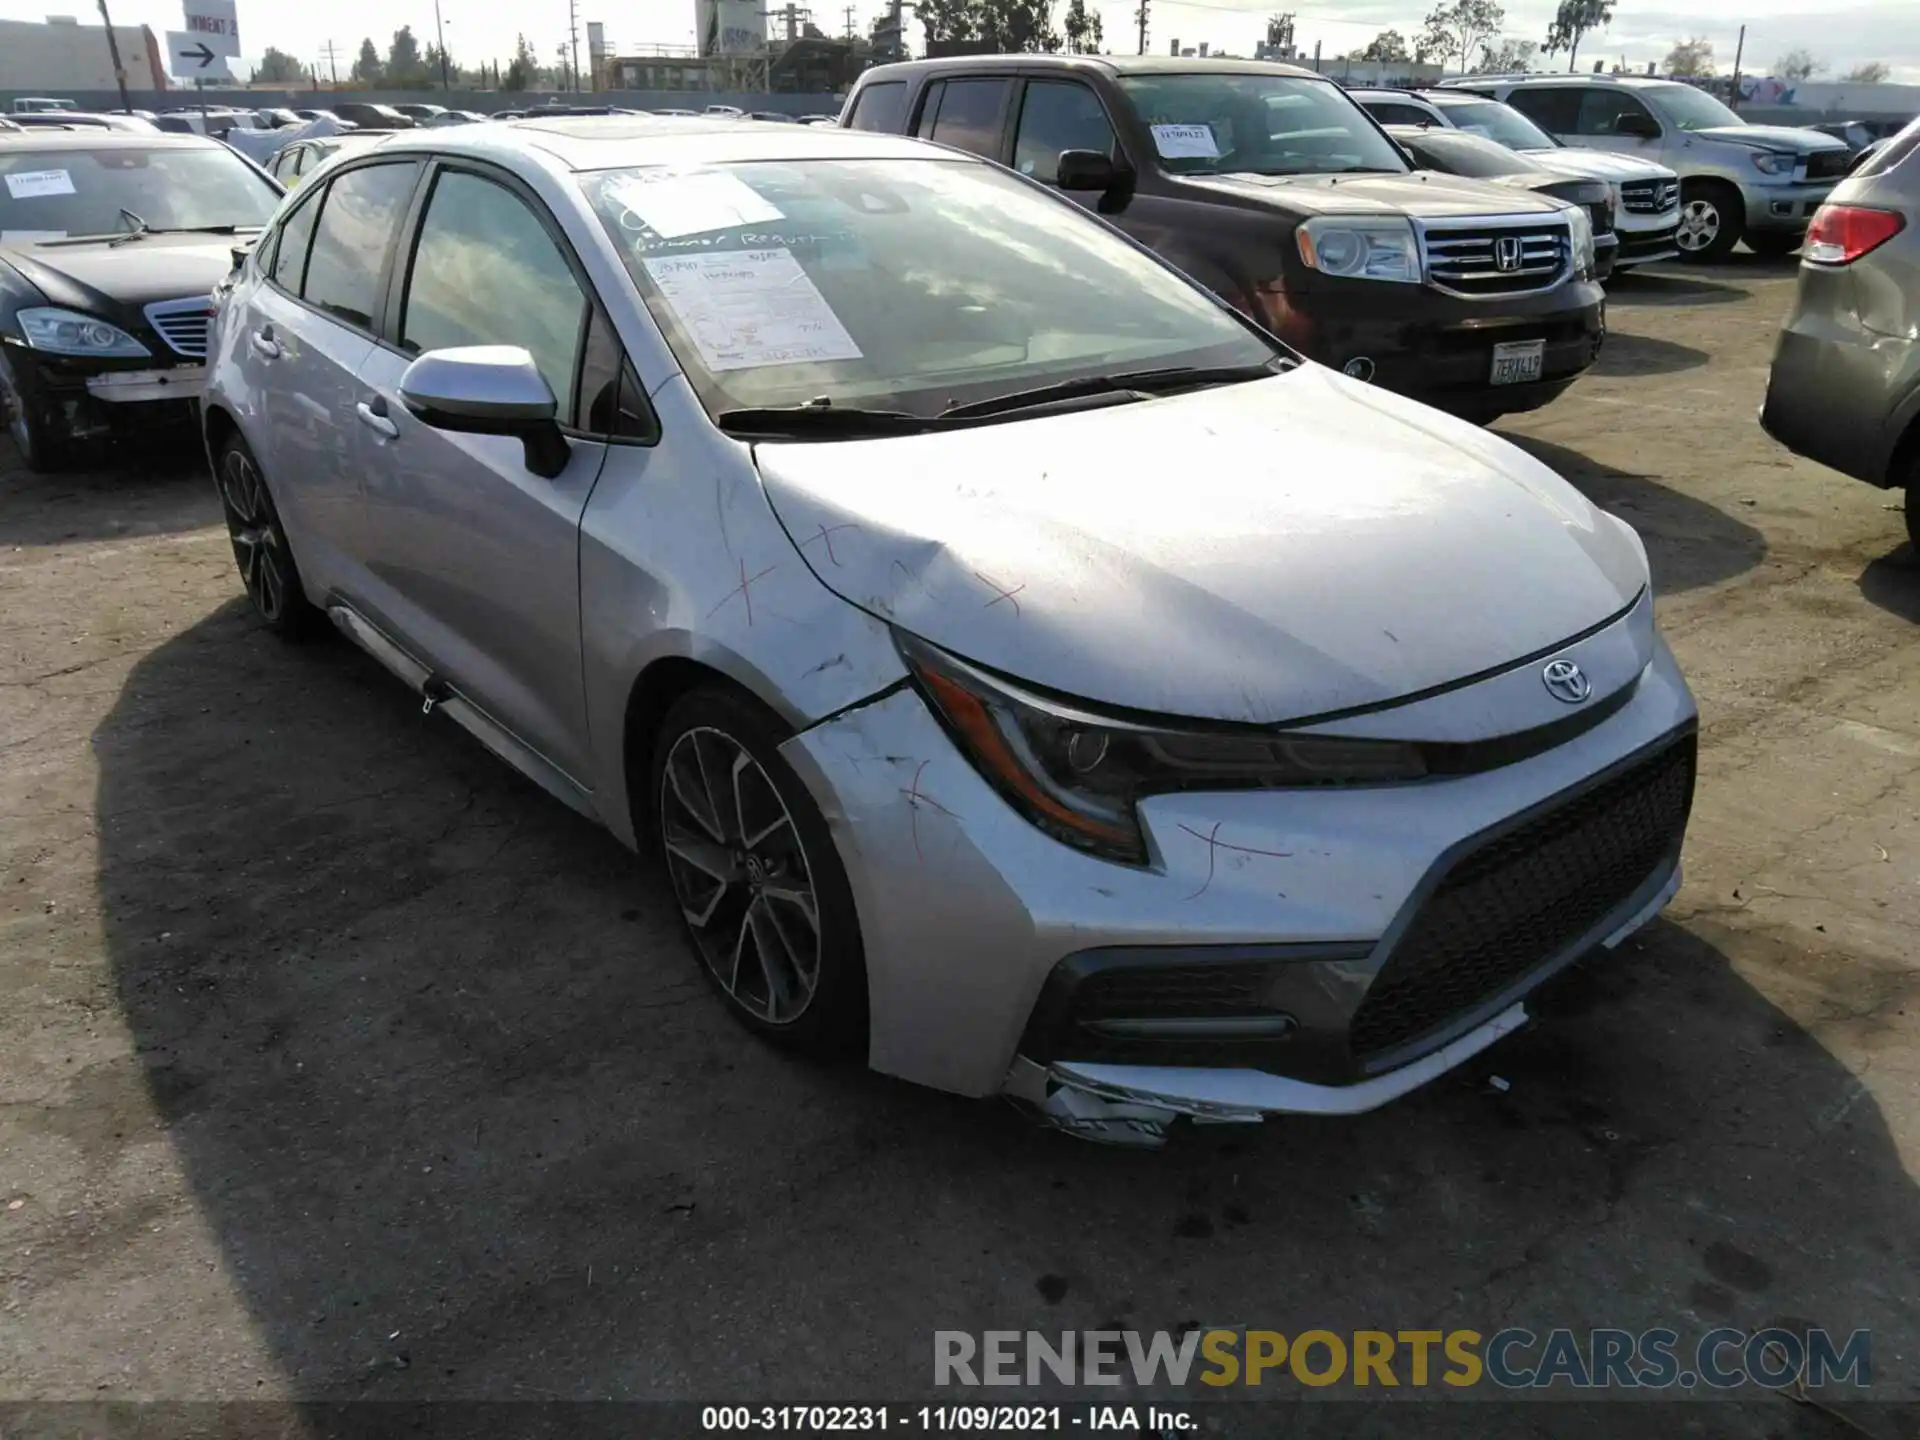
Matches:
[164,30,233,78]
[179,0,240,56]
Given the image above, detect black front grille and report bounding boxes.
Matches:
[1423,221,1570,294]
[1621,179,1680,214]
[1806,149,1849,180]
[1349,732,1697,1065]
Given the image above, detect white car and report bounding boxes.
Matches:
[1355,88,1682,270]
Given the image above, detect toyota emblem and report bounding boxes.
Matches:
[1542,658,1592,704]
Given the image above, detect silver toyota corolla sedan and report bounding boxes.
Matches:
[202,118,1699,1145]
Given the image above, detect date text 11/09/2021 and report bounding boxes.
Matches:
[702,1407,1187,1431]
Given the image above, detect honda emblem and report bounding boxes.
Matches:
[1495,235,1524,272]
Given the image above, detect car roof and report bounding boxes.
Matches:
[379,116,955,171]
[0,131,226,151]
[1462,73,1664,88]
[861,53,1320,82]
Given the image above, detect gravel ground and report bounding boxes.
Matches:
[0,256,1916,1435]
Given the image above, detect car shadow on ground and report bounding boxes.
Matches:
[1604,271,1748,309]
[89,601,1916,1422]
[1499,434,1767,594]
[0,434,215,545]
[1858,542,1920,622]
[1590,332,1711,378]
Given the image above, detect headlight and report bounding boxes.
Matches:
[1562,203,1595,277]
[898,632,1427,865]
[1750,150,1796,176]
[1609,180,1625,212]
[1295,215,1421,283]
[16,307,150,358]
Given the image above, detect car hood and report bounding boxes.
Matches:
[1685,124,1849,154]
[0,232,239,314]
[1182,169,1566,219]
[754,368,1647,725]
[1518,147,1675,183]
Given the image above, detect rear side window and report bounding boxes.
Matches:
[1855,118,1920,180]
[846,80,908,133]
[925,78,1011,158]
[269,188,321,291]
[1574,88,1655,137]
[1504,87,1582,134]
[300,162,417,329]
[1365,101,1436,126]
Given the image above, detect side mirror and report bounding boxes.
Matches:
[1616,112,1661,139]
[1056,148,1123,191]
[399,346,571,479]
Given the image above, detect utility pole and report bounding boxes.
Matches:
[568,0,581,91]
[842,4,855,39]
[1134,0,1147,55]
[433,0,450,89]
[94,0,132,115]
[1729,23,1745,110]
[320,39,341,85]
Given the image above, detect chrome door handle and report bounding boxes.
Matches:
[356,401,399,439]
[249,329,279,359]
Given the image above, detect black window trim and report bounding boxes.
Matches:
[380,154,660,447]
[845,77,908,133]
[261,155,427,344]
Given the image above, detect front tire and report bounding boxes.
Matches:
[215,433,321,639]
[1676,181,1745,262]
[0,349,71,474]
[649,685,867,1057]
[1905,482,1919,554]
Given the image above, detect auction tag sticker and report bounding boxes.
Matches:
[642,247,863,372]
[5,170,76,200]
[610,170,783,239]
[1149,123,1220,159]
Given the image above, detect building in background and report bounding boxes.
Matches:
[0,16,167,92]
[586,21,609,91]
[695,0,767,58]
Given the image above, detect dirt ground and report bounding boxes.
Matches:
[2,258,1918,1434]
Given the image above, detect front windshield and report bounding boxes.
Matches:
[1642,82,1742,131]
[1436,98,1557,150]
[1117,73,1409,177]
[581,157,1279,419]
[1402,130,1537,178]
[0,145,280,237]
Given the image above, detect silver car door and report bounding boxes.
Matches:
[351,162,610,788]
[231,160,419,600]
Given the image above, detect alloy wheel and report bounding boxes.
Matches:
[218,448,289,623]
[1677,198,1721,253]
[659,725,822,1024]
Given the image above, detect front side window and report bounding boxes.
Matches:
[1364,101,1437,127]
[1118,73,1408,177]
[1503,87,1582,135]
[1637,83,1740,132]
[1014,81,1118,183]
[580,156,1278,420]
[1433,98,1557,150]
[846,81,907,134]
[300,161,417,329]
[400,169,587,419]
[0,144,281,238]
[925,78,1011,157]
[1574,88,1657,137]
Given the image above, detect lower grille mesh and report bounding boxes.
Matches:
[1350,733,1697,1063]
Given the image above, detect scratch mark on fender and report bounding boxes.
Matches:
[899,759,957,862]
[797,521,862,567]
[975,569,1026,616]
[707,559,778,626]
[1179,821,1295,901]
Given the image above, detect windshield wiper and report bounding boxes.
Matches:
[713,404,937,439]
[106,208,150,247]
[140,223,259,235]
[939,360,1286,422]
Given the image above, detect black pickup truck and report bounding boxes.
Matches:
[843,55,1607,421]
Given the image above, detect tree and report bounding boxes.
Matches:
[1773,47,1822,81]
[920,0,1060,55]
[1062,0,1103,54]
[502,32,537,90]
[386,25,426,86]
[1663,35,1715,76]
[1420,0,1505,74]
[1475,36,1536,71]
[1352,29,1410,62]
[350,36,382,84]
[1542,0,1613,73]
[253,45,304,83]
[423,43,452,88]
[1842,61,1890,83]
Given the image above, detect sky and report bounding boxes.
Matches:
[9,0,1918,85]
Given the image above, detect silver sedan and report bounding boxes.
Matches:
[202,118,1699,1145]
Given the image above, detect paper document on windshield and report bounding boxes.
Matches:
[610,171,783,239]
[5,170,75,200]
[642,247,863,373]
[1150,124,1220,159]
